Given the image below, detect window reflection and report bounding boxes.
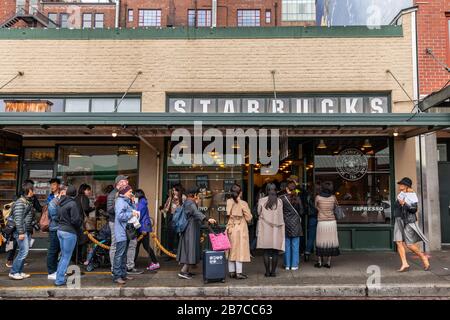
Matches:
[314,138,391,224]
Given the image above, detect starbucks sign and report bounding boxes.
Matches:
[336,148,368,181]
[168,94,389,114]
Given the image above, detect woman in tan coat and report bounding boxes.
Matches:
[226,184,252,280]
[257,183,285,277]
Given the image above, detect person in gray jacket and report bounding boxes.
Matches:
[107,175,128,273]
[9,181,34,280]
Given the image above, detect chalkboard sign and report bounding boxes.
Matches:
[168,173,180,187]
[196,175,209,189]
[224,179,236,193]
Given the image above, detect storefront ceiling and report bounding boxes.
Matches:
[0,113,448,138]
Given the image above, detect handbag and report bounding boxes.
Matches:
[126,223,138,241]
[208,225,231,251]
[283,195,302,223]
[333,197,345,220]
[39,205,50,232]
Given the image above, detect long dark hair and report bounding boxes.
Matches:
[78,184,91,196]
[265,183,278,210]
[134,189,146,200]
[172,183,184,205]
[320,181,334,197]
[230,184,242,203]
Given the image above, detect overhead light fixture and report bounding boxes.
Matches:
[317,139,327,149]
[362,139,372,148]
[393,130,399,137]
[112,131,118,138]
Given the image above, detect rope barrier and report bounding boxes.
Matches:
[84,231,178,259]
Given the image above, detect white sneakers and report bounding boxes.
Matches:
[48,272,57,280]
[291,267,299,271]
[8,273,31,280]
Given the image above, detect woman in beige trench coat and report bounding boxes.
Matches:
[226,184,252,280]
[257,183,285,277]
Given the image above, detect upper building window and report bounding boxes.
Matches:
[82,13,92,28]
[128,9,134,22]
[282,0,316,22]
[188,9,212,27]
[60,13,68,28]
[138,10,162,27]
[48,13,58,24]
[95,13,104,28]
[265,10,272,24]
[237,10,260,27]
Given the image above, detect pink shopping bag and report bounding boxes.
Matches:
[209,231,231,251]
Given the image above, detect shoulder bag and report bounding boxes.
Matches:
[333,197,345,220]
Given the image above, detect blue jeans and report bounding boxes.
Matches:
[305,215,318,255]
[284,237,300,269]
[113,240,129,281]
[47,230,61,275]
[56,230,77,286]
[11,232,29,275]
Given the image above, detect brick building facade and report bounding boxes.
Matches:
[415,0,450,97]
[1,0,317,28]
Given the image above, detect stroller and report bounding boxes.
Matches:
[85,223,111,272]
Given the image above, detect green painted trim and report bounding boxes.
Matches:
[0,26,403,40]
[0,112,449,126]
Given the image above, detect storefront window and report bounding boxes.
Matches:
[314,138,391,224]
[167,142,243,225]
[57,145,139,201]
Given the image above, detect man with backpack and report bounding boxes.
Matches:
[9,181,35,280]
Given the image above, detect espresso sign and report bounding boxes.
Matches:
[168,95,389,114]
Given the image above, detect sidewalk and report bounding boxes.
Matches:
[1,250,449,299]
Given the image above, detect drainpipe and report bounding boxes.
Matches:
[212,0,217,27]
[274,2,278,26]
[115,0,120,28]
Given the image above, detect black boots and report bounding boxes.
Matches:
[270,254,278,277]
[263,253,271,277]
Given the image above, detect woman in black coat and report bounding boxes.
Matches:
[279,179,304,271]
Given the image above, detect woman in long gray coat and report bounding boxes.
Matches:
[177,188,216,280]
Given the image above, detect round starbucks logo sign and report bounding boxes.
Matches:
[336,148,368,181]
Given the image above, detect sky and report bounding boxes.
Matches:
[316,0,413,26]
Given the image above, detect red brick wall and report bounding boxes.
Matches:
[416,0,450,96]
[40,4,116,28]
[0,0,17,25]
[120,0,312,28]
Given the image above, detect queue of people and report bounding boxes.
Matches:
[4,174,431,285]
[5,174,161,286]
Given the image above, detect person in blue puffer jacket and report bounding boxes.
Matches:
[134,189,160,271]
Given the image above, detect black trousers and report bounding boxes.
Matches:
[135,233,158,264]
[166,214,178,253]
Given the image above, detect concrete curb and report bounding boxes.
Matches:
[368,284,450,297]
[1,284,450,298]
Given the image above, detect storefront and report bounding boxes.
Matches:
[1,11,449,251]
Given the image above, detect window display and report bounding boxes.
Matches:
[314,138,391,224]
[57,145,139,203]
[0,153,19,208]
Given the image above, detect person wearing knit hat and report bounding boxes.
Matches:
[107,175,129,274]
[113,185,139,284]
